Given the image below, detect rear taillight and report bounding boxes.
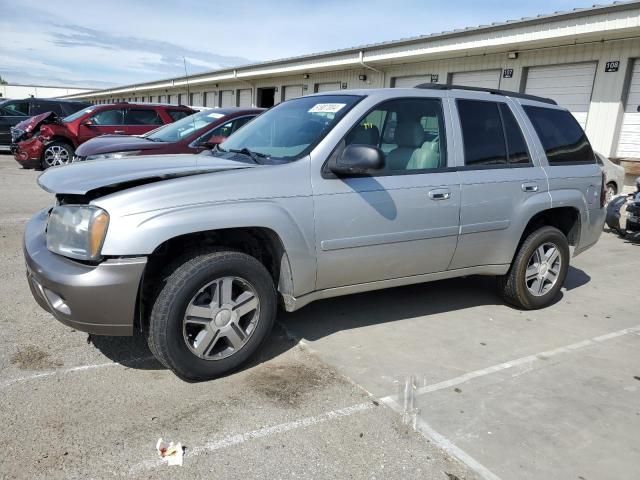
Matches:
[599,171,606,208]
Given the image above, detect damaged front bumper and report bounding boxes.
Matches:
[24,209,147,336]
[12,136,44,169]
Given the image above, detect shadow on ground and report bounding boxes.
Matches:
[90,266,590,374]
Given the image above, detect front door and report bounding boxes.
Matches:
[77,108,125,143]
[312,97,461,290]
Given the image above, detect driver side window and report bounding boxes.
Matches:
[344,98,447,173]
[90,109,124,125]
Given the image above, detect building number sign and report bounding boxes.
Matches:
[605,61,620,72]
[503,69,514,78]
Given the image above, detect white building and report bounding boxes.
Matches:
[1,84,95,99]
[64,1,640,162]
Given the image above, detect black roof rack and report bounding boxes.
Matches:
[415,83,557,105]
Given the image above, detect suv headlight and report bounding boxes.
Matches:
[46,206,109,261]
[85,151,141,161]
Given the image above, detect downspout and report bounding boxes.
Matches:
[359,50,386,86]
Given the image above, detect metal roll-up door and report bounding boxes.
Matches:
[283,85,303,101]
[220,90,234,108]
[315,82,341,93]
[524,62,596,128]
[392,75,433,88]
[205,91,217,107]
[451,70,501,89]
[189,92,203,106]
[617,60,640,158]
[238,89,252,107]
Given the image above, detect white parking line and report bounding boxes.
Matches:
[377,324,640,480]
[382,396,502,480]
[130,401,375,473]
[0,356,155,391]
[383,324,640,400]
[0,216,30,225]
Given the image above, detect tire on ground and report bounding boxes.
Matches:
[41,141,74,169]
[498,226,570,310]
[147,249,276,381]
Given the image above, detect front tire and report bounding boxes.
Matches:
[41,142,73,169]
[147,250,277,381]
[498,226,570,310]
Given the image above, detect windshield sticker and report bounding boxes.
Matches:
[207,112,224,119]
[308,103,346,114]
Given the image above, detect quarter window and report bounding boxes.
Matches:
[523,106,595,165]
[344,97,447,172]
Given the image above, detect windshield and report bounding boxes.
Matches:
[145,109,224,142]
[218,95,361,161]
[62,106,96,123]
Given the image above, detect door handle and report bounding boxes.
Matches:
[114,130,125,134]
[428,189,451,200]
[522,182,538,192]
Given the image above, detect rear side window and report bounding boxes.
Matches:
[523,106,595,165]
[125,109,163,125]
[168,110,191,122]
[457,100,530,167]
[2,102,29,116]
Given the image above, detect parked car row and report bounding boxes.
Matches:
[10,102,195,169]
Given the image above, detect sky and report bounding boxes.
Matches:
[0,0,614,89]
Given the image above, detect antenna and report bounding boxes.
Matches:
[182,56,191,105]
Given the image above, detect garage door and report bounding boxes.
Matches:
[238,89,252,107]
[220,90,234,108]
[451,70,501,89]
[283,85,303,101]
[393,75,434,88]
[204,92,216,107]
[189,92,203,107]
[315,82,341,93]
[525,62,596,128]
[617,60,640,157]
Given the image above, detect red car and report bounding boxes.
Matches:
[11,102,194,169]
[73,107,264,162]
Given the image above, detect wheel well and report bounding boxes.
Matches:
[520,207,581,248]
[138,227,291,331]
[606,181,617,193]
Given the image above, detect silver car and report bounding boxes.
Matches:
[24,86,606,380]
[596,152,626,202]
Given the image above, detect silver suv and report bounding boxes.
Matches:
[24,86,606,380]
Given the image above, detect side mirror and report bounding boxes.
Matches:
[205,135,226,149]
[81,119,94,127]
[329,144,385,176]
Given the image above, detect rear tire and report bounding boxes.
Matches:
[147,249,276,381]
[605,182,617,204]
[498,226,570,310]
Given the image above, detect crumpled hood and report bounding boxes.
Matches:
[75,135,164,157]
[37,153,256,195]
[15,111,59,133]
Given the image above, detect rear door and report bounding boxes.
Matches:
[448,96,549,269]
[312,96,461,289]
[123,108,164,135]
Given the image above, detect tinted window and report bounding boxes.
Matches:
[31,102,63,115]
[201,117,254,142]
[125,109,163,125]
[1,102,29,116]
[458,100,507,166]
[523,106,595,165]
[500,104,530,165]
[344,97,447,172]
[90,109,124,125]
[168,110,191,122]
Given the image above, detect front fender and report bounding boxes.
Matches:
[100,197,317,296]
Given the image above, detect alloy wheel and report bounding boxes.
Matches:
[183,276,260,360]
[525,242,562,297]
[43,145,70,167]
